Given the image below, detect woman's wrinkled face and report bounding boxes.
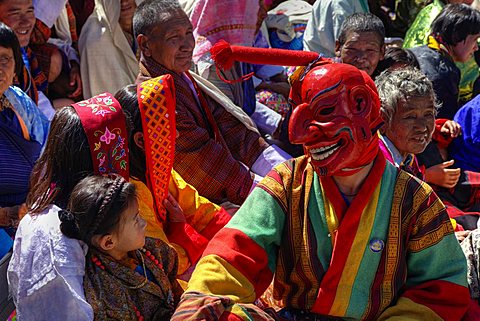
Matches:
[384,96,435,156]
[0,46,15,95]
[0,0,35,47]
[142,10,195,73]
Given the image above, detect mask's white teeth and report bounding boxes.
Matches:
[310,143,340,161]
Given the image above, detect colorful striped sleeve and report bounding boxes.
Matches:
[172,185,287,320]
[378,181,469,321]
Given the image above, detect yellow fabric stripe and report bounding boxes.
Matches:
[187,254,256,303]
[230,305,253,320]
[377,297,442,321]
[329,182,382,316]
[320,183,339,248]
[169,169,221,231]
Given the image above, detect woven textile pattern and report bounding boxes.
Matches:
[138,76,177,222]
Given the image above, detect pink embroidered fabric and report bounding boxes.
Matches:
[190,0,260,63]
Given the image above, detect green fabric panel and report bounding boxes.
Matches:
[457,57,479,102]
[406,233,468,288]
[403,1,443,49]
[226,187,286,273]
[345,162,396,317]
[309,172,333,271]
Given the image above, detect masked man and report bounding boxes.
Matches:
[171,57,469,320]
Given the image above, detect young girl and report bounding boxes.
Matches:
[59,175,183,320]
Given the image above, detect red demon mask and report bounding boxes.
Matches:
[289,63,383,176]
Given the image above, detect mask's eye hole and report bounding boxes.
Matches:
[318,106,335,116]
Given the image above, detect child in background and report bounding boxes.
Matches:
[59,175,183,320]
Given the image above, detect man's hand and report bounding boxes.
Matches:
[440,120,462,138]
[455,230,470,243]
[163,193,186,223]
[68,61,82,98]
[425,159,461,188]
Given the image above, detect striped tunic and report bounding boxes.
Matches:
[172,153,469,320]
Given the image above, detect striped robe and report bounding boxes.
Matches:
[172,153,469,320]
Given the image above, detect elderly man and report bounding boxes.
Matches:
[132,0,290,206]
[171,61,469,320]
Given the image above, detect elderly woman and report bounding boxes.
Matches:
[376,67,480,237]
[170,52,469,319]
[79,0,141,98]
[375,67,436,178]
[133,0,290,206]
[0,23,49,256]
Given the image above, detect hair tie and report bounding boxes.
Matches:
[58,209,81,239]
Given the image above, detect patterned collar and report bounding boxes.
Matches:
[427,35,453,61]
[380,134,413,167]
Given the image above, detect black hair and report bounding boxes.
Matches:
[431,4,480,46]
[59,175,137,245]
[0,22,23,76]
[114,85,147,182]
[27,107,94,214]
[374,47,419,77]
[337,13,385,46]
[133,0,184,38]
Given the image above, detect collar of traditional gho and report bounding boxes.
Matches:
[137,75,177,223]
[71,93,129,180]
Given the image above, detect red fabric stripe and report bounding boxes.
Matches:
[312,152,387,314]
[219,312,244,321]
[199,207,231,240]
[266,168,284,186]
[166,222,209,264]
[203,227,274,297]
[403,279,469,321]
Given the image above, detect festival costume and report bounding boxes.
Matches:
[403,0,479,102]
[173,155,468,320]
[134,76,231,276]
[171,45,469,321]
[8,93,129,321]
[79,0,141,98]
[84,237,183,320]
[137,56,275,205]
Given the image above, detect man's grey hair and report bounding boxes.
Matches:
[375,67,439,125]
[133,0,183,38]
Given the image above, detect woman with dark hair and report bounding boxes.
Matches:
[410,3,480,120]
[7,93,129,320]
[115,76,231,279]
[0,22,49,257]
